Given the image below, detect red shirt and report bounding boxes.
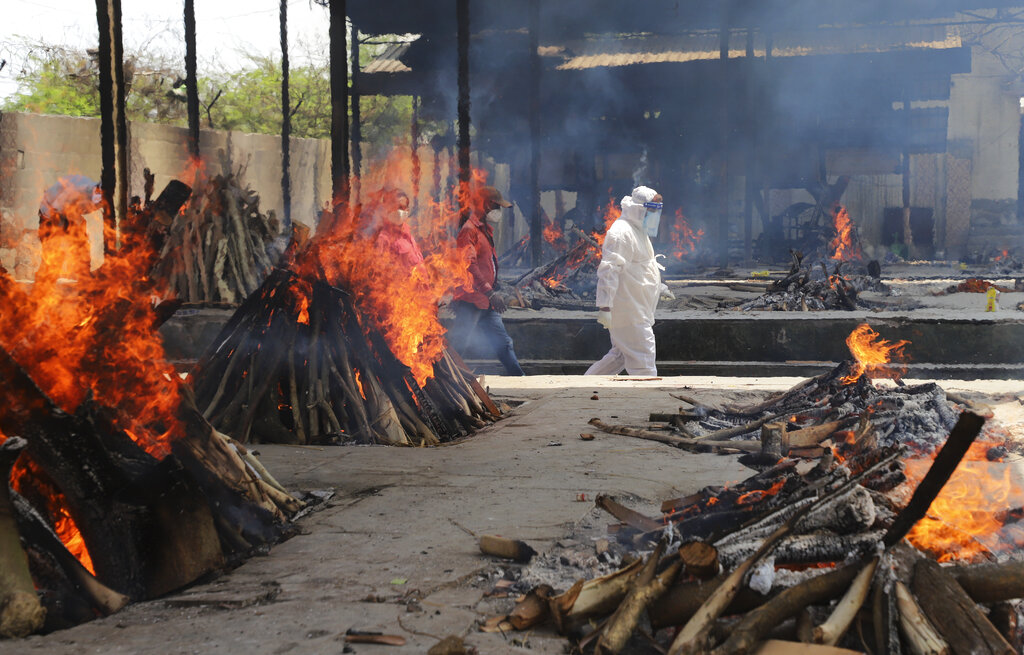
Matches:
[454,215,497,310]
[374,222,424,269]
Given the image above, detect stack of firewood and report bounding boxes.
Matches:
[741,251,891,312]
[491,358,1023,652]
[190,268,500,446]
[509,229,601,311]
[151,172,284,305]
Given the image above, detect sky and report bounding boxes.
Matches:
[1,0,333,101]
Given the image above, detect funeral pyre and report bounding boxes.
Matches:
[190,153,501,445]
[145,159,285,305]
[740,249,894,312]
[0,179,300,638]
[477,324,1024,654]
[508,203,705,311]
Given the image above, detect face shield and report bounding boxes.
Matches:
[642,201,663,237]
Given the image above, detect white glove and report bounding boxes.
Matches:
[597,310,612,329]
[659,283,676,300]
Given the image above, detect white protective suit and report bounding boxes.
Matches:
[585,186,664,376]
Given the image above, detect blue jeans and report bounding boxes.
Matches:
[448,300,525,376]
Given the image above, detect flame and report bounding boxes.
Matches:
[840,323,909,385]
[0,176,182,459]
[995,249,1009,262]
[542,220,566,253]
[670,209,704,258]
[539,195,621,288]
[353,368,366,399]
[735,479,785,505]
[905,442,1024,562]
[8,453,95,575]
[830,206,861,261]
[305,150,481,386]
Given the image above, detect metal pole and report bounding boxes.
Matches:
[184,0,200,160]
[330,0,350,214]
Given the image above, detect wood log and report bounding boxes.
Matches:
[588,418,761,452]
[811,557,878,646]
[11,490,129,618]
[911,558,1013,655]
[509,585,552,630]
[667,520,793,655]
[595,495,662,533]
[549,558,643,634]
[951,560,1024,604]
[680,541,720,579]
[709,564,861,655]
[760,422,785,461]
[894,580,949,655]
[718,531,884,569]
[597,541,680,654]
[478,535,535,563]
[0,437,46,638]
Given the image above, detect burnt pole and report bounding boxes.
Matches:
[95,0,128,252]
[350,23,362,204]
[184,0,200,160]
[280,0,292,231]
[456,0,471,225]
[528,0,542,268]
[329,0,350,219]
[717,9,731,267]
[411,95,421,211]
[743,27,755,265]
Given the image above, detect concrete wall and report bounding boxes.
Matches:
[0,111,333,235]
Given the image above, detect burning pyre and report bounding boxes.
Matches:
[0,179,300,637]
[191,151,501,445]
[481,323,1024,653]
[741,249,892,311]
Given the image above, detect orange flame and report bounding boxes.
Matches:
[735,479,785,505]
[543,220,566,253]
[0,175,183,459]
[670,209,704,258]
[995,249,1010,262]
[830,206,861,261]
[840,323,909,385]
[305,150,476,386]
[8,452,95,575]
[905,442,1023,562]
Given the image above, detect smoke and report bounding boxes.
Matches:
[632,148,648,189]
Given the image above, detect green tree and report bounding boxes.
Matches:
[2,38,439,150]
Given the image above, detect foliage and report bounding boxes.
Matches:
[1,38,440,150]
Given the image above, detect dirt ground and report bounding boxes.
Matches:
[6,374,1024,655]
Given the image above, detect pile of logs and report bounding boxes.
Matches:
[190,268,500,446]
[508,229,601,311]
[741,251,890,311]
[150,172,284,305]
[491,359,1024,653]
[0,345,299,637]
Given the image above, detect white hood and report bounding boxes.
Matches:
[619,185,657,228]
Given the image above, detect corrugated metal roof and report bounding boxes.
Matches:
[551,25,962,70]
[362,41,414,74]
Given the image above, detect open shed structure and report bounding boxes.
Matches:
[349,0,1024,264]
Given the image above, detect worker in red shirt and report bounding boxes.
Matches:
[373,190,423,269]
[447,186,525,376]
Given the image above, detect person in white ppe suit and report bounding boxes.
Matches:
[585,186,666,376]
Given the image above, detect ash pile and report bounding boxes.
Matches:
[741,251,896,311]
[473,325,1024,653]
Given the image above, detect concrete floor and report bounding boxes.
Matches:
[6,374,1024,654]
